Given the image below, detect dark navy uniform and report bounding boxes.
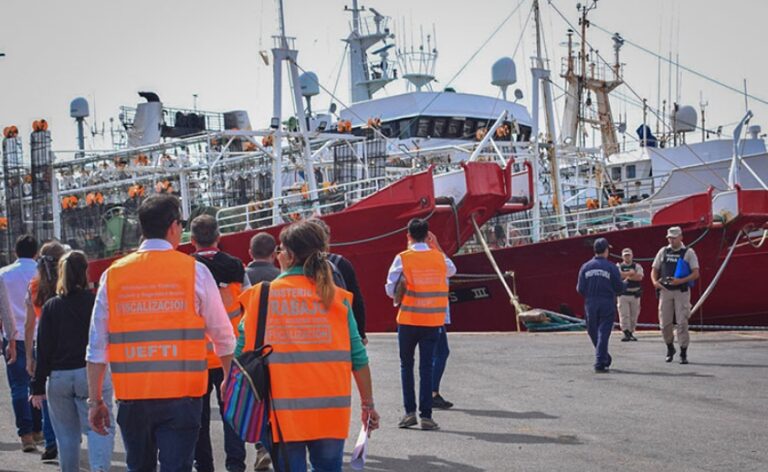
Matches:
[577,252,624,370]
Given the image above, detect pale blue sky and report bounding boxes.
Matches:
[1,0,766,153]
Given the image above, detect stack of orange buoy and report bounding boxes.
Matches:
[586,198,599,210]
[128,184,145,199]
[337,120,352,133]
[133,154,149,166]
[262,134,274,147]
[61,195,79,210]
[85,192,105,206]
[608,195,622,207]
[366,117,381,129]
[495,124,510,139]
[155,180,173,194]
[2,125,19,138]
[32,119,48,132]
[475,127,488,141]
[0,217,8,231]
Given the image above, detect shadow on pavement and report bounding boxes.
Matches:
[441,430,582,445]
[345,452,485,471]
[609,369,714,378]
[451,408,558,420]
[690,362,768,368]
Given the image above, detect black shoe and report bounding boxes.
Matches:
[680,347,688,364]
[665,343,676,363]
[41,445,57,461]
[620,330,631,342]
[594,366,610,373]
[629,332,638,341]
[432,393,454,409]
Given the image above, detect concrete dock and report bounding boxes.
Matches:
[1,331,767,471]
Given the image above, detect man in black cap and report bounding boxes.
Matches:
[577,238,625,372]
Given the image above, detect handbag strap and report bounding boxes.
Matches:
[254,281,270,350]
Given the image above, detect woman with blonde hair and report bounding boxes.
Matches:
[30,251,115,471]
[236,220,380,471]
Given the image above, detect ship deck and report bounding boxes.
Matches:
[1,331,767,471]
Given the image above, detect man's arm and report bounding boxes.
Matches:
[338,257,366,339]
[384,255,403,300]
[195,262,236,370]
[24,294,36,374]
[629,264,644,282]
[0,279,16,341]
[576,265,586,296]
[611,264,625,294]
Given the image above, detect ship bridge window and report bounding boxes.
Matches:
[416,117,431,137]
[611,166,622,181]
[626,164,636,179]
[432,118,447,138]
[380,120,399,138]
[447,118,464,138]
[462,119,477,139]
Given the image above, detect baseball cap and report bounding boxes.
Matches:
[666,226,682,238]
[621,248,633,256]
[593,237,611,254]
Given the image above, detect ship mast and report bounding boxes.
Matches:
[344,0,395,103]
[530,0,566,240]
[271,0,317,224]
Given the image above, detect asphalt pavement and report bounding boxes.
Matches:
[1,330,767,471]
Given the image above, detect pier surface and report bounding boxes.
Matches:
[1,331,767,471]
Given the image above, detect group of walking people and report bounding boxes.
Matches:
[1,193,456,472]
[577,226,700,372]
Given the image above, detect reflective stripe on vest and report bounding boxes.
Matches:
[106,250,206,400]
[396,249,449,327]
[240,277,353,442]
[207,283,243,369]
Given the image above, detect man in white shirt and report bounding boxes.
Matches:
[86,195,236,470]
[0,235,44,451]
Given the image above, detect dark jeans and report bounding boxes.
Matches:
[3,338,55,445]
[195,368,246,472]
[117,397,203,472]
[432,326,450,393]
[585,300,615,369]
[269,438,344,472]
[398,324,440,419]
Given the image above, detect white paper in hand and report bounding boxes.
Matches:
[349,423,369,470]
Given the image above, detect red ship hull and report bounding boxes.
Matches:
[449,189,768,331]
[87,162,511,333]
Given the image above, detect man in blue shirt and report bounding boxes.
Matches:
[577,238,625,373]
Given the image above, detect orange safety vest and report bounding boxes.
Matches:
[106,250,207,400]
[29,277,42,319]
[240,275,353,442]
[205,282,243,369]
[396,248,449,327]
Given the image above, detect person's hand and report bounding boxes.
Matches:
[361,337,369,346]
[5,339,16,365]
[362,406,380,435]
[668,277,684,286]
[220,378,228,402]
[88,401,111,435]
[26,357,35,376]
[30,394,45,410]
[653,280,663,290]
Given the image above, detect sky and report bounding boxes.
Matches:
[1,0,767,154]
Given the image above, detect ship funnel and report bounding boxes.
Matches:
[491,57,517,101]
[670,105,697,133]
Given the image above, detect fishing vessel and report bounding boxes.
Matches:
[1,1,766,332]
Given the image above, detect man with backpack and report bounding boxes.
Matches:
[650,226,700,364]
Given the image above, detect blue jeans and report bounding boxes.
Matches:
[398,324,440,419]
[117,397,202,472]
[432,326,450,393]
[195,368,246,472]
[585,300,615,369]
[46,368,115,472]
[269,438,345,472]
[3,338,52,441]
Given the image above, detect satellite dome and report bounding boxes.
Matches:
[299,72,320,98]
[491,57,517,87]
[671,105,697,133]
[70,97,89,119]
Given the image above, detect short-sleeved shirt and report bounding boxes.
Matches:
[652,245,700,272]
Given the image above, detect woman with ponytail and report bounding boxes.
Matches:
[30,251,115,472]
[24,241,65,460]
[237,220,380,472]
